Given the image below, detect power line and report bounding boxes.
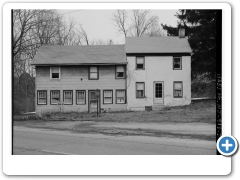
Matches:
[58,10,82,16]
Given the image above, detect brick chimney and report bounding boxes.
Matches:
[179,28,185,38]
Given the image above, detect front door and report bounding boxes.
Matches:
[153,82,164,104]
[88,91,100,113]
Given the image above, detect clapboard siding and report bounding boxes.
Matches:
[36,66,127,113]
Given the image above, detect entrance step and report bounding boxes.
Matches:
[152,104,165,111]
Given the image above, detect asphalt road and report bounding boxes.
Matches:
[13,126,216,155]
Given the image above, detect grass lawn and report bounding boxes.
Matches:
[14,100,216,141]
[14,99,216,124]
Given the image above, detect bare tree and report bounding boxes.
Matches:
[74,24,90,45]
[112,9,165,37]
[13,9,43,58]
[112,10,129,37]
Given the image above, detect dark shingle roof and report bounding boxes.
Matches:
[32,45,126,65]
[125,37,192,53]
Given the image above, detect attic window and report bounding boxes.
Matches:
[50,67,60,79]
[173,57,182,70]
[136,57,145,70]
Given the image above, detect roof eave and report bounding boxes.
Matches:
[31,62,128,66]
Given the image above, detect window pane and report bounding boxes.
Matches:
[65,91,72,98]
[116,90,125,103]
[117,72,124,78]
[52,98,59,104]
[116,66,124,72]
[136,83,144,90]
[65,98,72,104]
[174,58,181,69]
[52,73,59,78]
[137,64,144,69]
[174,90,182,97]
[52,91,59,98]
[77,91,85,98]
[39,98,46,104]
[39,92,46,98]
[52,67,59,73]
[174,83,182,90]
[51,91,59,104]
[117,90,125,97]
[90,72,98,79]
[104,91,112,97]
[104,97,112,103]
[77,98,85,104]
[137,57,144,64]
[137,90,144,98]
[117,97,125,103]
[90,67,98,72]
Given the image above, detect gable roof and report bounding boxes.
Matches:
[125,37,192,54]
[31,45,126,65]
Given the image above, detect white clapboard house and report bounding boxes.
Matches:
[32,29,192,113]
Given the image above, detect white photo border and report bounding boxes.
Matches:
[3,2,231,175]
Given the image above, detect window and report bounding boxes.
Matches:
[136,57,145,70]
[173,57,182,70]
[103,90,113,104]
[116,90,126,104]
[136,82,145,98]
[50,90,60,105]
[50,67,60,79]
[89,66,99,80]
[37,90,47,105]
[63,90,73,105]
[76,90,86,105]
[116,66,125,79]
[174,82,183,98]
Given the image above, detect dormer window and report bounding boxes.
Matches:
[173,57,182,70]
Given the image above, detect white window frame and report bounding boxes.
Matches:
[173,57,182,70]
[173,81,183,98]
[63,90,73,105]
[136,82,145,98]
[103,90,113,104]
[116,66,125,79]
[50,67,61,79]
[136,57,145,70]
[116,90,126,104]
[37,90,47,105]
[76,90,86,105]
[89,66,99,80]
[50,90,60,105]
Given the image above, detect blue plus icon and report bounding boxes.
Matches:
[217,136,238,156]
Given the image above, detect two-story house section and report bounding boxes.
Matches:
[32,45,127,114]
[125,31,192,111]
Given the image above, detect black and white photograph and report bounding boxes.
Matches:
[11,8,221,156]
[2,1,237,176]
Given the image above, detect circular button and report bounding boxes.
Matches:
[217,136,238,156]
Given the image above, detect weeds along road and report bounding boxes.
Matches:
[13,126,216,155]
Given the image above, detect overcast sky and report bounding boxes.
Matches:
[57,9,179,44]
